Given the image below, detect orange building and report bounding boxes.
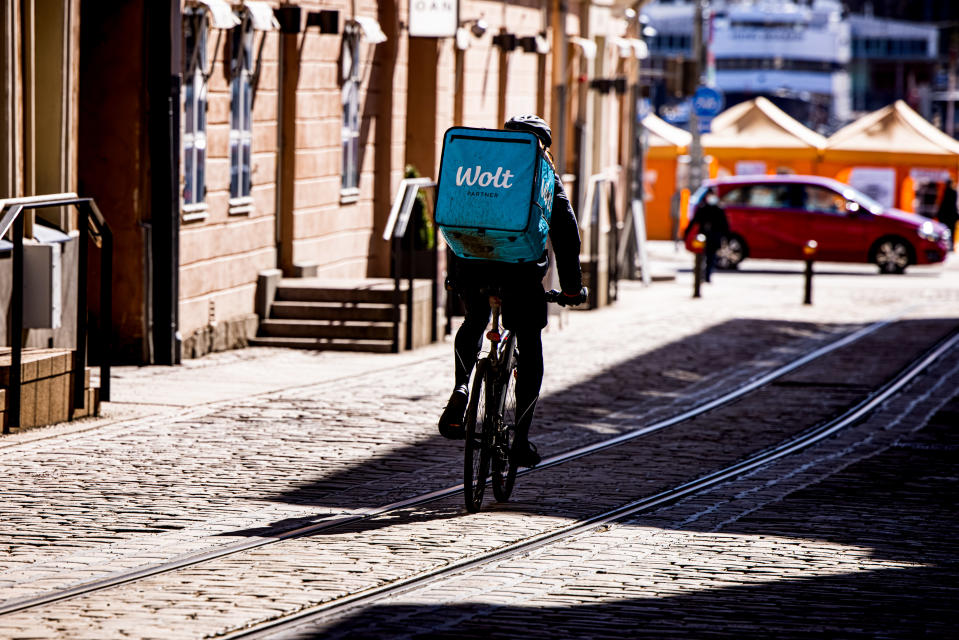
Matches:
[818,100,959,213]
[641,114,690,240]
[703,97,826,178]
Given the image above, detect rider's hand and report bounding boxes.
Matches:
[559,286,588,307]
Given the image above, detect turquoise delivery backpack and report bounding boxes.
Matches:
[435,127,555,262]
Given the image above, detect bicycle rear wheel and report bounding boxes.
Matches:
[464,360,493,513]
[492,337,519,502]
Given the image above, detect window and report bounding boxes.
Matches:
[749,185,782,207]
[742,183,803,209]
[229,13,255,204]
[804,186,844,214]
[722,186,750,205]
[341,24,361,198]
[183,10,209,211]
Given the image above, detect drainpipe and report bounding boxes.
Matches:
[550,0,567,175]
[146,0,182,364]
[276,6,301,276]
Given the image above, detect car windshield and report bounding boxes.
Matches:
[839,185,884,213]
[690,185,708,207]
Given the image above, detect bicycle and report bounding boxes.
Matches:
[463,287,578,513]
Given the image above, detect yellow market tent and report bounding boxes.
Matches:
[818,100,959,213]
[703,96,826,177]
[642,113,692,240]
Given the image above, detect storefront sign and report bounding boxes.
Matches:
[849,167,896,208]
[409,0,458,38]
[735,161,766,176]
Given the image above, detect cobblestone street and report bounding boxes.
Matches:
[2,248,958,638]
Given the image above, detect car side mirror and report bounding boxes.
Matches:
[845,201,861,215]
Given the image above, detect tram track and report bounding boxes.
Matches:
[220,328,959,640]
[0,316,907,619]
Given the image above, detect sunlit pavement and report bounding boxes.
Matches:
[1,245,957,638]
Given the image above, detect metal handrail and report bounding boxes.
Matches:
[383,178,438,353]
[579,169,622,306]
[1,194,112,434]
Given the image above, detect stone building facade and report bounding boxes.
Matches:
[2,0,644,364]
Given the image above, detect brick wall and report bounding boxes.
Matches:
[178,1,410,354]
[177,3,280,354]
[174,0,631,357]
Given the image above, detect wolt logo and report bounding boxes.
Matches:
[456,165,515,189]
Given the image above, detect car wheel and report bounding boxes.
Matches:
[715,235,746,270]
[872,238,912,274]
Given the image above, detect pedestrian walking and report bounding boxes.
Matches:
[936,179,958,251]
[684,187,729,282]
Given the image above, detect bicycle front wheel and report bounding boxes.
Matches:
[492,337,519,502]
[464,360,493,513]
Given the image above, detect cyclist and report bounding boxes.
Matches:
[438,114,587,468]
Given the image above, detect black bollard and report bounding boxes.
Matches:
[802,240,817,305]
[692,234,706,298]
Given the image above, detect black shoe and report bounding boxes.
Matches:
[510,440,541,468]
[438,385,469,440]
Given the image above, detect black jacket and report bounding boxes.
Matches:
[685,202,729,249]
[450,174,583,294]
[937,186,958,225]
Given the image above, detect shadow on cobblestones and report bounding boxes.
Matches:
[286,403,959,639]
[306,567,956,639]
[229,319,849,519]
[221,506,465,539]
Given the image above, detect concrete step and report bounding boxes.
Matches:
[258,319,395,341]
[259,277,435,352]
[248,336,395,353]
[270,301,396,323]
[275,278,430,305]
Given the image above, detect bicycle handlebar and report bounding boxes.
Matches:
[545,288,588,307]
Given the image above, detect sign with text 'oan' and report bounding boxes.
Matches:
[409,0,459,38]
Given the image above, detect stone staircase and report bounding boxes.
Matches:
[250,278,437,353]
[1,348,100,432]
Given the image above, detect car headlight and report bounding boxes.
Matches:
[917,221,938,242]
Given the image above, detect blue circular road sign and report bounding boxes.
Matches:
[692,86,724,118]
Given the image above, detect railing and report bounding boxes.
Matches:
[382,178,439,353]
[579,170,622,306]
[0,194,112,434]
[617,199,652,287]
[578,170,653,307]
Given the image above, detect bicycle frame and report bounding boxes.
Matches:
[484,296,510,361]
[484,296,520,413]
[463,294,520,512]
[463,287,580,511]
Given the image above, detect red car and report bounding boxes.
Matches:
[684,175,952,274]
